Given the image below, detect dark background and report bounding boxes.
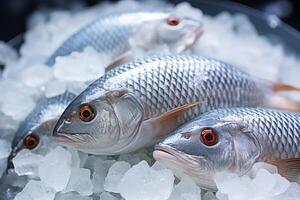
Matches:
[0,0,299,42]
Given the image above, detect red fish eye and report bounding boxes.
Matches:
[79,104,95,122]
[200,129,218,146]
[23,134,39,150]
[167,16,181,26]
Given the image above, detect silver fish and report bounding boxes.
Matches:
[154,108,300,191]
[9,10,202,164]
[53,54,300,155]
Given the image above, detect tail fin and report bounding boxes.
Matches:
[260,81,300,112]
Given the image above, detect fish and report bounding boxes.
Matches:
[9,10,203,166]
[53,54,300,155]
[153,107,300,191]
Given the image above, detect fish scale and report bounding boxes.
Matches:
[81,54,265,121]
[202,108,300,160]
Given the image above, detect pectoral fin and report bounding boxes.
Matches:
[270,158,300,181]
[151,102,200,138]
[258,79,300,112]
[105,51,134,72]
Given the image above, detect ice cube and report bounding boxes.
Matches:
[104,161,131,193]
[67,81,88,95]
[0,139,11,158]
[12,149,43,177]
[119,160,174,200]
[100,192,120,200]
[92,171,105,194]
[151,161,167,171]
[118,150,153,166]
[14,180,56,200]
[0,85,36,121]
[55,192,92,200]
[65,168,93,196]
[168,176,201,200]
[0,158,7,177]
[38,146,72,191]
[45,79,67,98]
[68,148,81,168]
[84,156,115,194]
[248,162,278,178]
[202,191,217,200]
[0,41,18,65]
[53,47,109,82]
[175,2,203,21]
[21,64,53,88]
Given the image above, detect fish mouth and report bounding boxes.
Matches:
[153,144,180,162]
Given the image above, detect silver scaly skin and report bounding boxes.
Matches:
[154,107,300,191]
[46,10,171,66]
[10,10,202,165]
[53,54,267,155]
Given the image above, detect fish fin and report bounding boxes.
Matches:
[257,79,300,112]
[152,101,200,137]
[264,95,300,112]
[271,83,300,93]
[105,51,134,72]
[270,158,300,181]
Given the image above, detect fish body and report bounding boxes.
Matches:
[154,108,300,190]
[53,54,274,155]
[10,10,202,162]
[46,10,171,66]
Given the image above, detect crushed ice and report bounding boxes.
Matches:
[0,0,299,200]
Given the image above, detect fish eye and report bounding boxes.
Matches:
[167,16,181,26]
[23,134,39,150]
[79,104,95,122]
[200,128,218,146]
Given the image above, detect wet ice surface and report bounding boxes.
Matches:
[0,0,300,200]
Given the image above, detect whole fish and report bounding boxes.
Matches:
[53,54,300,155]
[9,10,202,164]
[154,108,300,191]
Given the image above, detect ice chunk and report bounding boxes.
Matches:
[151,161,167,171]
[84,156,116,194]
[14,180,56,200]
[0,139,11,158]
[45,79,67,98]
[104,161,131,193]
[65,168,93,196]
[0,82,36,121]
[118,150,153,166]
[100,192,120,200]
[0,158,7,178]
[169,176,201,200]
[0,41,18,65]
[215,166,292,199]
[202,191,217,200]
[55,192,92,200]
[21,64,53,88]
[175,2,203,21]
[12,149,43,177]
[38,146,72,191]
[67,81,88,95]
[53,47,110,82]
[248,162,278,178]
[119,160,174,200]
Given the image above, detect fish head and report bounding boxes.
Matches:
[8,103,64,169]
[154,116,260,190]
[53,88,145,155]
[156,14,203,51]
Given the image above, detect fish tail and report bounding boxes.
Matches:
[259,80,300,112]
